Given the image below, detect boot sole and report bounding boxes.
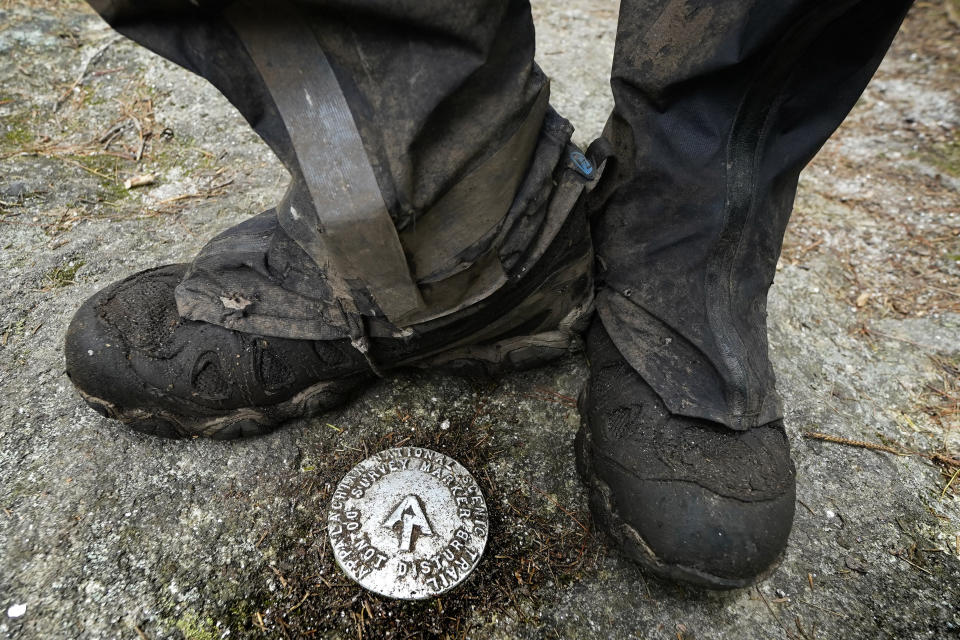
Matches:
[574,390,784,591]
[76,373,372,440]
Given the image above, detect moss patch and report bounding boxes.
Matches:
[920,134,960,178]
[1,113,35,148]
[44,259,84,288]
[174,612,218,640]
[67,154,130,201]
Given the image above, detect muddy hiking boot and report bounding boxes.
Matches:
[575,320,796,588]
[65,0,601,438]
[577,0,913,589]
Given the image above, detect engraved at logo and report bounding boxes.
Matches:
[383,494,434,552]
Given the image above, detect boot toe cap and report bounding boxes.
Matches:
[592,458,795,588]
[64,286,144,416]
[64,265,187,419]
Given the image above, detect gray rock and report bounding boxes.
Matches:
[1,2,958,639]
[0,182,29,200]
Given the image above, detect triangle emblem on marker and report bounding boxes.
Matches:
[383,495,434,552]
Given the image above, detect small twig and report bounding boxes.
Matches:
[130,115,146,162]
[803,431,906,456]
[532,386,578,406]
[889,550,933,576]
[756,587,793,638]
[867,329,931,351]
[529,484,589,534]
[286,592,313,614]
[55,35,122,111]
[794,616,816,640]
[57,155,117,182]
[925,383,960,403]
[91,67,123,78]
[98,121,127,146]
[927,285,960,299]
[804,431,960,468]
[269,564,289,588]
[796,598,845,618]
[794,237,824,262]
[941,468,960,499]
[152,180,233,206]
[796,498,815,516]
[933,453,960,467]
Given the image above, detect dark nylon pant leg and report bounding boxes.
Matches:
[86,0,546,230]
[84,1,586,339]
[593,0,913,430]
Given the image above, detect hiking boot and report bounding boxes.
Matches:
[579,0,912,587]
[575,320,795,589]
[67,0,601,437]
[65,172,595,439]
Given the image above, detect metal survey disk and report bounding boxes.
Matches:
[327,447,489,600]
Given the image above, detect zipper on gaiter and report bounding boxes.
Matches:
[705,0,863,428]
